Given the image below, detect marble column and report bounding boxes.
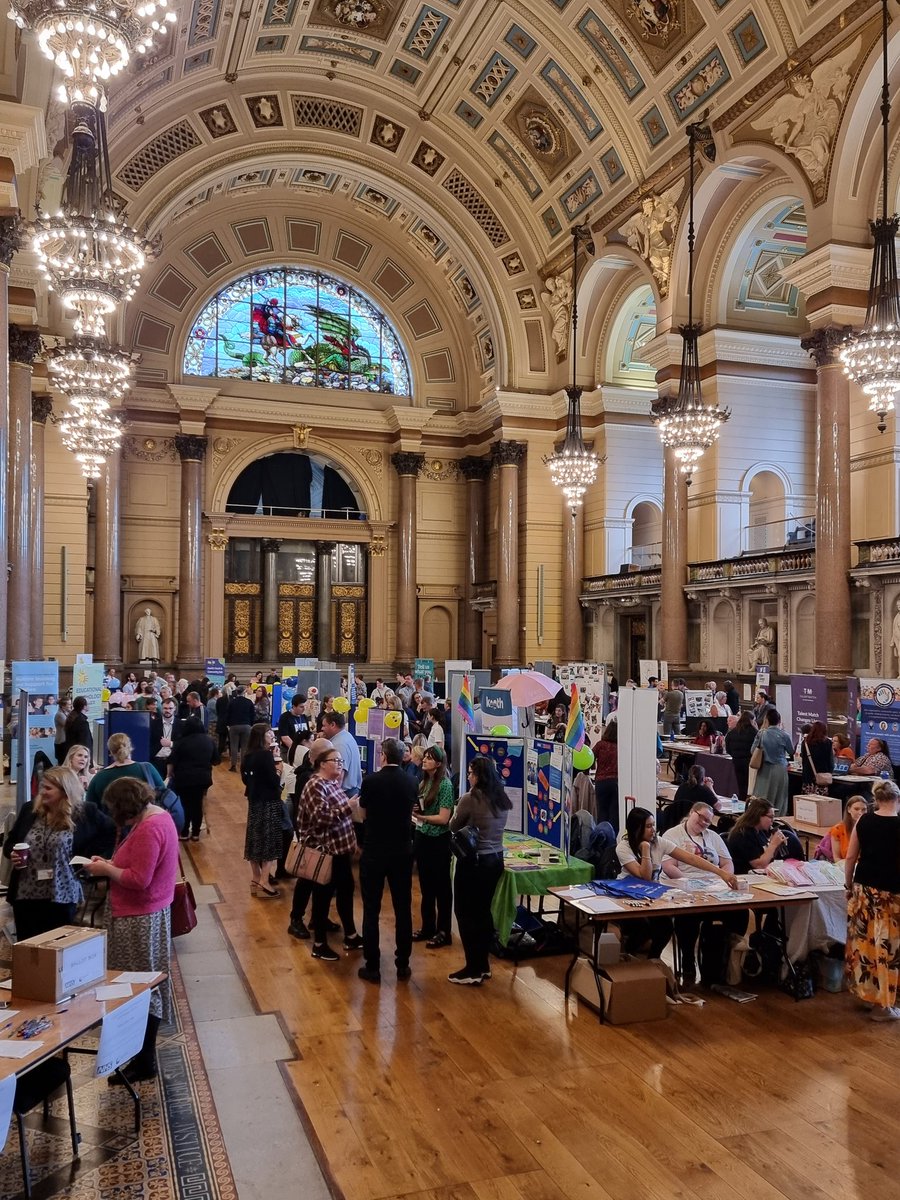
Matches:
[801,326,852,675]
[315,541,335,659]
[30,396,53,659]
[261,538,283,662]
[459,455,490,664]
[494,440,526,669]
[0,217,20,662]
[561,502,585,662]
[7,326,40,662]
[660,446,689,670]
[174,434,207,670]
[93,451,122,665]
[391,452,424,666]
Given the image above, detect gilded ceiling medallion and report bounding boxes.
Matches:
[505,87,576,182]
[309,0,401,40]
[606,0,704,74]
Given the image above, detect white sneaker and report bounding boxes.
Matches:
[870,1005,900,1022]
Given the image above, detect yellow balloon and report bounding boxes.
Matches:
[359,697,375,711]
[332,696,351,713]
[384,710,402,729]
[353,707,367,724]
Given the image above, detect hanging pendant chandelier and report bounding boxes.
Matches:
[544,223,604,513]
[45,335,133,397]
[30,103,153,336]
[839,0,900,433]
[58,401,125,477]
[651,120,729,483]
[8,0,176,107]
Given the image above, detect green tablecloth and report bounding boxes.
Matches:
[491,833,592,946]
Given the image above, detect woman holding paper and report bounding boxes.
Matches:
[845,779,900,1021]
[3,767,115,940]
[84,776,179,1081]
[749,709,794,816]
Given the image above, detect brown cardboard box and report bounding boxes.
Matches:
[596,960,668,1024]
[12,926,106,1002]
[793,795,842,826]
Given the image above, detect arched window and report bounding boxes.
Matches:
[183,267,412,395]
[226,451,363,519]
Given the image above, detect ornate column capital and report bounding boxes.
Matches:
[0,216,22,268]
[800,325,853,367]
[207,528,229,550]
[31,395,53,424]
[261,538,283,554]
[174,433,208,461]
[493,439,526,468]
[391,451,425,477]
[8,325,40,365]
[459,455,492,481]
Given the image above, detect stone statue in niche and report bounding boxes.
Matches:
[750,38,858,199]
[135,608,162,661]
[891,598,900,672]
[541,270,573,357]
[747,616,776,668]
[620,179,684,298]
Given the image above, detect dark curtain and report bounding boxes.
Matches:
[260,453,313,516]
[226,460,264,512]
[322,467,359,516]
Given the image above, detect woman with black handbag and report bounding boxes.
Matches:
[168,716,219,841]
[800,721,835,794]
[447,756,512,985]
[242,723,285,898]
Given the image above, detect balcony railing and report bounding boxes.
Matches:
[688,547,814,584]
[741,514,815,553]
[856,537,900,567]
[582,567,662,596]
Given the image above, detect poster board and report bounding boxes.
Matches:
[205,658,226,690]
[555,663,608,745]
[638,659,659,687]
[684,690,712,718]
[616,687,660,830]
[859,679,900,764]
[107,710,151,765]
[479,687,517,733]
[525,738,566,850]
[847,676,860,753]
[74,661,106,723]
[449,669,492,770]
[10,661,60,784]
[462,735,524,833]
[94,989,152,1077]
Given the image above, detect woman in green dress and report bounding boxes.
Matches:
[412,745,455,948]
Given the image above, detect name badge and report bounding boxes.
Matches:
[37,869,53,881]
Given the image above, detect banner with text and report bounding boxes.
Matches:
[859,678,900,765]
[790,674,828,744]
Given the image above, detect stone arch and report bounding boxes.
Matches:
[709,596,737,674]
[420,604,454,666]
[740,465,788,552]
[602,283,657,388]
[625,496,662,569]
[795,594,816,673]
[210,432,384,524]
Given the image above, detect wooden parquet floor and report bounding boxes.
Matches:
[189,764,900,1200]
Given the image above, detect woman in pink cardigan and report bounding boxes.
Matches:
[85,776,179,1083]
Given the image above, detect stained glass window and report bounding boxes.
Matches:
[183,267,412,395]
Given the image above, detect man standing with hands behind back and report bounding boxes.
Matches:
[356,738,418,984]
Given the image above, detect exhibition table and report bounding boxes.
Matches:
[491,833,591,946]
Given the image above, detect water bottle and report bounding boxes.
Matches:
[731,792,744,814]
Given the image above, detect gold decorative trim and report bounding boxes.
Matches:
[207,528,229,550]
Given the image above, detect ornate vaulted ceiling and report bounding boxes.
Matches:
[18,0,888,401]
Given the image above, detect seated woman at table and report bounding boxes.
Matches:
[851,737,893,777]
[694,720,715,748]
[815,794,870,863]
[726,798,804,874]
[3,767,115,940]
[664,803,749,987]
[615,807,737,959]
[833,733,855,762]
[658,765,722,833]
[800,721,835,793]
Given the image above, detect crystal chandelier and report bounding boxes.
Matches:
[839,0,900,433]
[8,0,176,107]
[651,120,729,483]
[58,402,125,477]
[30,103,153,336]
[544,224,604,513]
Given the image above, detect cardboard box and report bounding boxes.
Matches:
[13,926,106,1002]
[600,960,668,1024]
[794,795,842,826]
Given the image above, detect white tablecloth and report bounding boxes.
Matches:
[784,890,847,962]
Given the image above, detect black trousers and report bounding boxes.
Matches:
[414,831,452,937]
[180,785,208,837]
[54,744,67,765]
[311,852,356,944]
[13,900,77,942]
[453,852,503,975]
[675,910,750,971]
[621,916,673,959]
[359,850,413,971]
[594,779,620,831]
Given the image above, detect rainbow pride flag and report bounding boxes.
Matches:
[457,673,476,729]
[565,683,585,750]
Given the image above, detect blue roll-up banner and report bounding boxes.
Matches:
[859,679,900,765]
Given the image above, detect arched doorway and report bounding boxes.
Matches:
[747,471,786,551]
[630,501,662,568]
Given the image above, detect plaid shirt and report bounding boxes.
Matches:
[297,775,357,856]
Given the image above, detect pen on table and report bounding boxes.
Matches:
[0,1019,14,1035]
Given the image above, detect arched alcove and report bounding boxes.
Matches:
[629,500,662,568]
[747,470,787,552]
[421,605,454,666]
[226,450,363,519]
[603,285,657,388]
[795,594,816,673]
[709,598,736,673]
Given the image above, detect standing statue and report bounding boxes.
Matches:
[620,179,684,298]
[747,617,776,668]
[135,608,162,661]
[891,598,900,673]
[540,270,573,357]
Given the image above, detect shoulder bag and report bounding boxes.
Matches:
[749,736,764,771]
[450,824,479,862]
[285,837,333,884]
[138,762,185,834]
[802,739,832,788]
[171,856,198,937]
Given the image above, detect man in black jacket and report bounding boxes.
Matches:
[226,686,255,772]
[277,693,309,752]
[356,737,418,984]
